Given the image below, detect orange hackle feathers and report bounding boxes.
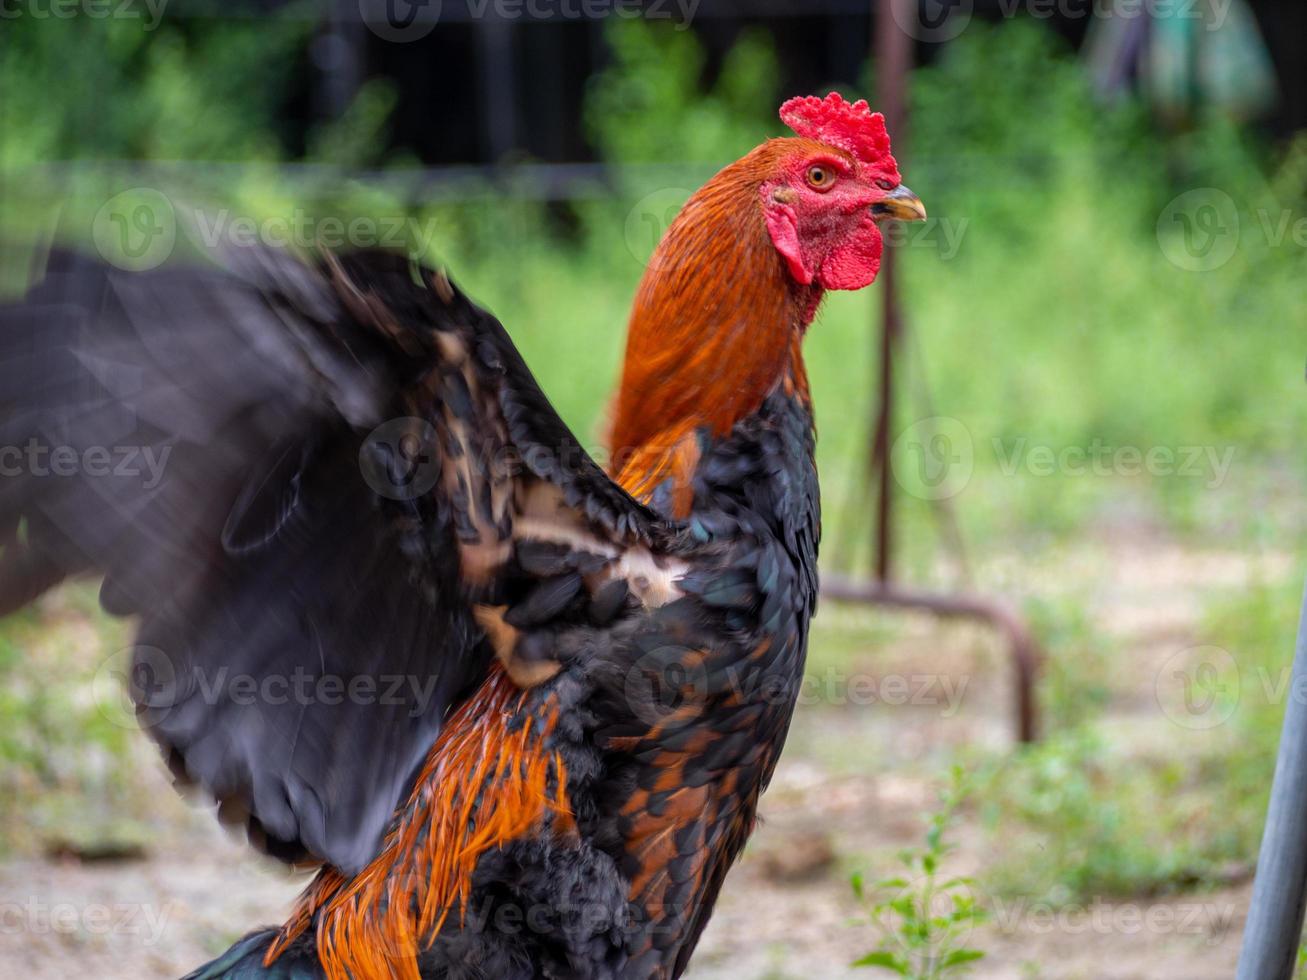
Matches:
[609,140,822,509]
[266,664,572,979]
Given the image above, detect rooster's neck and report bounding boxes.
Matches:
[608,153,821,513]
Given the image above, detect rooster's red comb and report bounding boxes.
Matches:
[779,92,894,168]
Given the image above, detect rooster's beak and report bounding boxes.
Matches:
[870,184,927,222]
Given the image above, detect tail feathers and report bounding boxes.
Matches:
[183,929,323,980]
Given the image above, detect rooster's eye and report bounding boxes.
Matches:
[806,165,836,191]
[876,179,896,191]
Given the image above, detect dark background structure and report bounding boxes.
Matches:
[64,0,1307,164]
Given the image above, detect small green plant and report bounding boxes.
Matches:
[850,766,986,978]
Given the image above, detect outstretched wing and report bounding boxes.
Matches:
[0,244,675,874]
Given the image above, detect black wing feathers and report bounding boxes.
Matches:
[0,245,664,874]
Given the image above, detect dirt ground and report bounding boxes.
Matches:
[0,538,1287,979]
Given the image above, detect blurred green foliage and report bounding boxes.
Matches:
[0,14,305,166]
[977,726,1233,901]
[584,24,780,165]
[897,20,1307,563]
[1025,596,1113,733]
[975,575,1295,904]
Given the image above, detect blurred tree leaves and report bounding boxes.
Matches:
[584,21,781,166]
[1,14,309,167]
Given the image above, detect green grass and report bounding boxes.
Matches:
[968,576,1299,904]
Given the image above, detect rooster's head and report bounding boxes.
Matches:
[612,93,926,490]
[761,92,925,291]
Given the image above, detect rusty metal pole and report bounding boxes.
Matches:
[826,0,1041,743]
[872,0,912,584]
[823,575,1041,743]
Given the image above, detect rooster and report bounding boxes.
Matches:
[0,93,923,979]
